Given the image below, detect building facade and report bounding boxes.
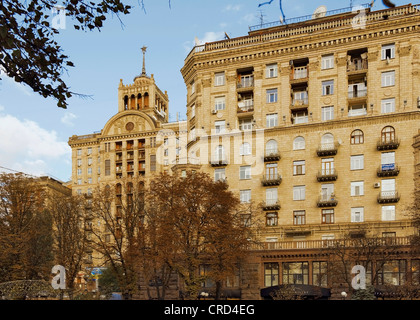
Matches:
[69,4,420,299]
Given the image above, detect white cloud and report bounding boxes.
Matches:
[223,4,242,12]
[61,112,77,127]
[241,13,257,24]
[0,113,70,177]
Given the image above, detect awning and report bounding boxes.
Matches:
[261,284,331,300]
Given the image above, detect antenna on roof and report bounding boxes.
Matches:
[224,32,230,40]
[258,10,266,28]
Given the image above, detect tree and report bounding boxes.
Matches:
[89,177,145,299]
[0,0,132,108]
[0,173,53,282]
[47,192,87,296]
[146,171,256,300]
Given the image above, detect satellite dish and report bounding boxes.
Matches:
[312,5,327,19]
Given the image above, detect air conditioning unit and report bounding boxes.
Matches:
[211,110,217,114]
[374,182,381,188]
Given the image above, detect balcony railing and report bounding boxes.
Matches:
[316,169,338,182]
[377,138,400,151]
[264,151,281,162]
[262,200,281,211]
[291,97,309,106]
[348,107,367,117]
[248,236,412,251]
[261,174,282,186]
[347,58,368,72]
[237,106,254,115]
[348,89,367,99]
[317,195,338,207]
[377,191,400,203]
[316,143,338,156]
[237,76,254,90]
[210,157,228,167]
[291,66,308,81]
[377,164,400,177]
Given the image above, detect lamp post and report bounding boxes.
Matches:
[341,291,347,300]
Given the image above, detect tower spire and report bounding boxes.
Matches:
[141,46,147,76]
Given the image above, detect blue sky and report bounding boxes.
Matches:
[0,0,404,181]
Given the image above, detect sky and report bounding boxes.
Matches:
[0,0,406,182]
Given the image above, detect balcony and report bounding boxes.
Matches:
[237,105,254,117]
[210,157,228,167]
[377,164,400,177]
[377,138,400,151]
[377,191,400,203]
[290,97,309,110]
[264,149,281,161]
[348,89,367,100]
[316,169,338,182]
[347,57,368,73]
[237,76,254,92]
[261,174,282,186]
[316,143,338,156]
[262,200,281,211]
[317,195,338,207]
[290,66,308,83]
[348,106,367,117]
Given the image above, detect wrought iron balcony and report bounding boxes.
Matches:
[316,142,338,156]
[262,200,281,211]
[209,157,228,167]
[264,151,281,162]
[377,164,400,177]
[261,174,282,186]
[316,169,338,182]
[377,191,400,203]
[317,195,338,207]
[377,138,400,151]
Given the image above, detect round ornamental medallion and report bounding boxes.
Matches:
[126,122,134,131]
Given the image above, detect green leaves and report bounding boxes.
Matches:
[0,0,132,109]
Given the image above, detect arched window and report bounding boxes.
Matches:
[350,129,364,144]
[321,133,334,145]
[293,136,305,150]
[266,139,278,155]
[381,126,395,142]
[240,142,251,156]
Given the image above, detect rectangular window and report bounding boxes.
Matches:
[381,43,395,60]
[351,181,364,196]
[105,160,110,176]
[265,163,278,179]
[266,113,278,128]
[321,158,334,175]
[322,80,334,95]
[214,120,226,134]
[266,63,278,78]
[214,72,225,86]
[77,168,82,176]
[214,96,225,111]
[313,262,328,287]
[350,155,364,170]
[239,119,253,131]
[266,212,278,226]
[381,71,395,87]
[190,80,195,95]
[351,207,364,222]
[150,155,156,172]
[293,185,306,201]
[240,189,251,203]
[191,104,195,118]
[87,167,92,175]
[266,89,278,103]
[87,147,92,155]
[240,166,251,180]
[294,210,306,225]
[266,188,278,206]
[282,262,309,285]
[293,160,305,175]
[214,169,225,183]
[382,205,396,221]
[321,106,334,121]
[264,263,279,287]
[77,149,82,156]
[322,209,334,224]
[381,98,395,114]
[321,54,334,70]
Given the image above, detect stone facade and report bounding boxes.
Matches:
[69,4,420,299]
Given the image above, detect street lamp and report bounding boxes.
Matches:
[341,291,347,300]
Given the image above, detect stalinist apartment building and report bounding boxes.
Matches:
[70,4,420,298]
